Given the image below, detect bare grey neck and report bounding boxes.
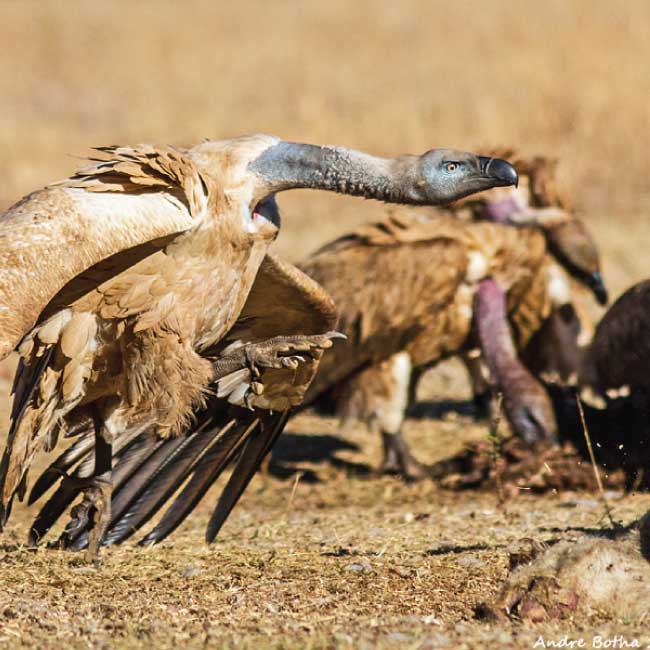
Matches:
[249,142,420,204]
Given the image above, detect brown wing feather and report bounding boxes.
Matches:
[226,253,338,341]
[26,254,338,546]
[0,144,206,359]
[301,216,469,396]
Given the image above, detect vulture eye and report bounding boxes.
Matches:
[444,162,460,173]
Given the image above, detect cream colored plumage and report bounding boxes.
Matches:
[2,138,279,520]
[26,251,338,548]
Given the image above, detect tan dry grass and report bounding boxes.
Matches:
[0,0,649,256]
[1,1,650,648]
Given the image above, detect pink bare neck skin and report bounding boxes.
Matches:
[483,195,523,224]
[475,278,558,443]
[475,278,518,379]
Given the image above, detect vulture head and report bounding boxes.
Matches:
[544,219,608,305]
[405,149,519,205]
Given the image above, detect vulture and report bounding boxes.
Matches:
[0,135,518,558]
[297,154,606,478]
[299,214,603,478]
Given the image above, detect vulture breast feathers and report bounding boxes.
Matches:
[27,253,338,547]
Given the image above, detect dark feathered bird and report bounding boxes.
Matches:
[544,280,650,489]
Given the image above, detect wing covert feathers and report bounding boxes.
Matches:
[228,254,338,342]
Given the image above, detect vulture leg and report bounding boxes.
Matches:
[475,278,558,444]
[349,352,429,480]
[461,352,493,420]
[61,406,113,564]
[379,430,429,481]
[376,353,430,480]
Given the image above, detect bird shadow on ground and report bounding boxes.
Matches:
[269,433,370,483]
[270,399,481,483]
[407,398,483,420]
[425,542,508,556]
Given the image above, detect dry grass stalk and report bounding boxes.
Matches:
[575,393,618,529]
[488,392,506,506]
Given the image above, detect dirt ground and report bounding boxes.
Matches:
[1,1,650,648]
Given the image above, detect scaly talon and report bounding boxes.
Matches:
[215,331,346,408]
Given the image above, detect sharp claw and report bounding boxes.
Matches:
[325,331,347,340]
[282,357,300,369]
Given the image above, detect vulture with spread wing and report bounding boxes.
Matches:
[0,135,518,558]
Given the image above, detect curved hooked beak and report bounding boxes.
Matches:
[588,271,609,305]
[478,156,519,188]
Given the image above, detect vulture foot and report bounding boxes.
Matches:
[58,472,112,564]
[380,431,431,481]
[242,332,346,375]
[215,332,345,408]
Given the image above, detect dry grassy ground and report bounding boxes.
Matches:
[1,1,650,648]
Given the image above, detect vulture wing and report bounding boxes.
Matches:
[0,144,206,359]
[28,256,338,546]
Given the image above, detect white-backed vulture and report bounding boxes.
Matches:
[296,155,606,478]
[299,214,579,477]
[0,136,518,558]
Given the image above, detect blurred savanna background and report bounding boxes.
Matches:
[1,1,650,649]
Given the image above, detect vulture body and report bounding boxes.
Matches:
[0,135,518,556]
[300,213,565,477]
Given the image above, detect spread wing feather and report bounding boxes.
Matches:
[226,253,338,342]
[0,144,206,360]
